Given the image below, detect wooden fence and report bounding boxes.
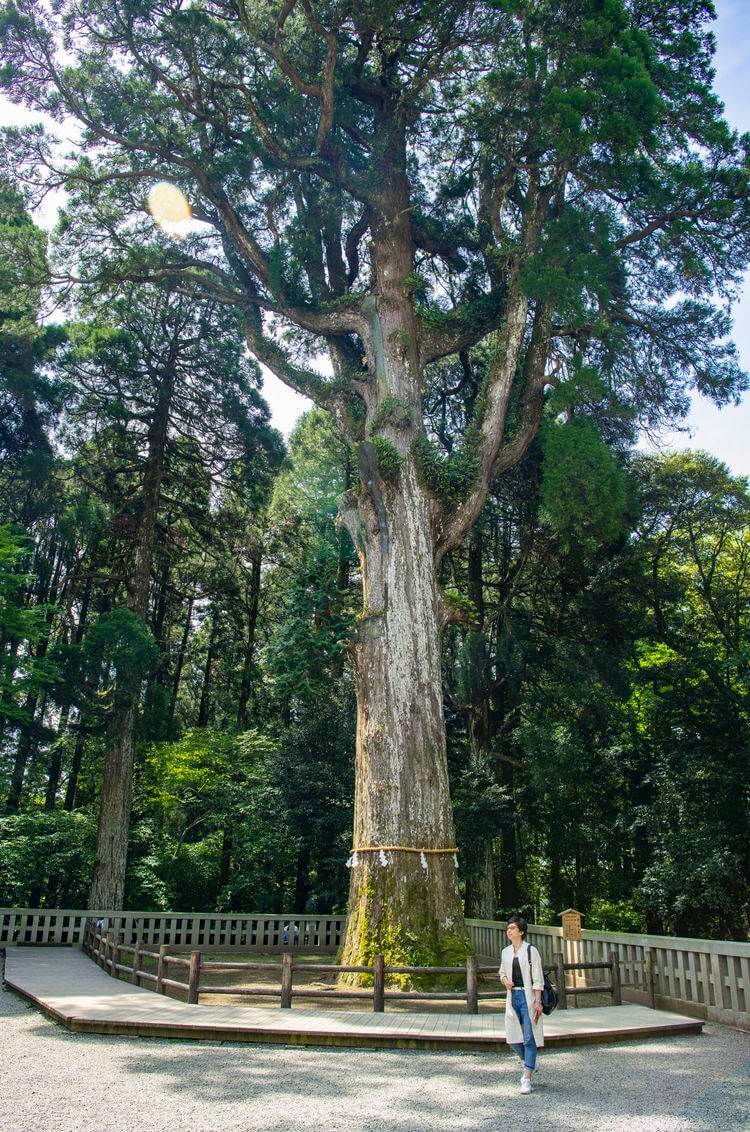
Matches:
[81,921,506,1013]
[4,907,746,1027]
[0,908,345,951]
[468,919,750,1029]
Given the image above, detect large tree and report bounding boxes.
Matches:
[2,0,748,961]
[59,283,277,906]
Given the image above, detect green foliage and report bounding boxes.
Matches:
[402,272,429,301]
[84,609,159,689]
[0,525,58,723]
[521,208,617,319]
[265,538,354,701]
[586,898,646,934]
[0,175,64,513]
[540,417,627,545]
[0,810,96,906]
[370,436,403,485]
[443,590,479,627]
[413,433,479,506]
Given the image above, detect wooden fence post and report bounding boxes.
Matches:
[188,950,201,1004]
[372,954,385,1013]
[555,952,568,1010]
[131,940,143,986]
[112,938,121,980]
[610,951,622,1005]
[280,952,293,1008]
[645,947,657,1009]
[156,944,168,995]
[466,955,478,1015]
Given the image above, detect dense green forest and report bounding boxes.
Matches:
[1,174,748,939]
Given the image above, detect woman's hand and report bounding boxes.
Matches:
[532,998,543,1022]
[501,974,513,990]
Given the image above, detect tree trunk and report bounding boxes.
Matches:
[5,686,44,812]
[196,607,219,727]
[549,849,567,917]
[217,827,233,895]
[464,839,496,919]
[167,589,194,729]
[143,555,172,739]
[44,702,70,810]
[498,816,521,913]
[338,463,466,971]
[63,724,86,811]
[46,571,93,810]
[337,144,467,973]
[236,556,261,730]
[88,365,174,909]
[293,844,311,914]
[88,700,136,908]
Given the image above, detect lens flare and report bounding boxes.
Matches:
[147,182,192,238]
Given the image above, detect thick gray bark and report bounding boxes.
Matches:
[339,454,467,968]
[337,140,467,969]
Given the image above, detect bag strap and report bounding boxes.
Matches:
[527,943,542,985]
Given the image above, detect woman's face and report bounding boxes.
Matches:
[506,921,523,946]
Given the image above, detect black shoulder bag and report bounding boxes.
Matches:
[528,945,558,1015]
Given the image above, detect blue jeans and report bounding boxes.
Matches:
[510,988,537,1070]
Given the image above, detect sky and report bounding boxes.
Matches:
[1,1,748,473]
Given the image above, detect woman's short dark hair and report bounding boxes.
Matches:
[507,915,528,940]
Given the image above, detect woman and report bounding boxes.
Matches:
[499,915,544,1094]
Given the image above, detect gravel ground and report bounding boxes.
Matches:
[1,978,748,1132]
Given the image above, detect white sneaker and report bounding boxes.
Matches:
[520,1075,533,1095]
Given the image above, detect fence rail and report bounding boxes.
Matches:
[3,908,747,1028]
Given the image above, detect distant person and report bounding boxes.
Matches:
[282,923,299,946]
[499,915,544,1094]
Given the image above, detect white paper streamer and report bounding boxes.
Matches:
[420,851,428,872]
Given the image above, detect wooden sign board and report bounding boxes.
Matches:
[561,909,582,941]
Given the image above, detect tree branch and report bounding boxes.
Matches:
[434,187,550,562]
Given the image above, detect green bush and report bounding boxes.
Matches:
[0,809,96,906]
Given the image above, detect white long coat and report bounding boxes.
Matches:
[499,940,545,1048]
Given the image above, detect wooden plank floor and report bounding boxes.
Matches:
[3,947,704,1051]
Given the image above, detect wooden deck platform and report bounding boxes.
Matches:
[3,946,704,1051]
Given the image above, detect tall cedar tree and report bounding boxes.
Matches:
[2,0,748,963]
[59,284,278,907]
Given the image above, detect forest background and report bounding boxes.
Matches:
[0,0,749,943]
